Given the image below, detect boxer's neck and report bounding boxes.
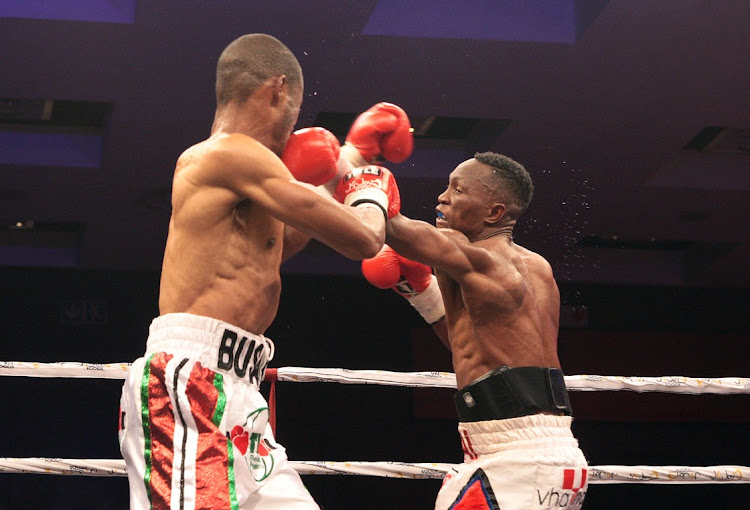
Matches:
[474,226,513,243]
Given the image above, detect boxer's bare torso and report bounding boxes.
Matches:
[159,134,285,334]
[436,235,561,388]
[158,129,387,334]
[387,157,560,388]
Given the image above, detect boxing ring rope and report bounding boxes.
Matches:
[1,361,749,484]
[2,361,749,394]
[1,457,748,484]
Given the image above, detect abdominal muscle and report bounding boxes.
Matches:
[449,320,552,389]
[160,266,282,335]
[158,199,285,335]
[441,252,560,389]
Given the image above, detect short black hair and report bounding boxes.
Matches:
[474,152,533,217]
[215,34,302,106]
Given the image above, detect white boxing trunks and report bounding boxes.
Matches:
[435,414,588,510]
[119,313,319,510]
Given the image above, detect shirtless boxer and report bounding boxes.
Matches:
[118,33,410,510]
[363,152,589,509]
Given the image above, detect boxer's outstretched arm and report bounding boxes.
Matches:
[206,133,386,260]
[258,175,387,261]
[386,214,489,280]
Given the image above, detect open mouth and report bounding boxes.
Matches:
[436,210,447,226]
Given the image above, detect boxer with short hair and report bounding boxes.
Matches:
[118,33,410,510]
[364,152,589,509]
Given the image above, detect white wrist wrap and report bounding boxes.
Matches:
[353,202,386,220]
[407,275,445,324]
[343,187,388,218]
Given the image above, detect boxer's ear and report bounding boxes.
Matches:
[486,202,506,225]
[269,75,287,107]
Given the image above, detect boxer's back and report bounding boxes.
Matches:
[440,238,561,388]
[158,134,285,334]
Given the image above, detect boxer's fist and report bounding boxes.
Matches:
[346,102,413,164]
[334,165,401,219]
[282,127,340,186]
[392,253,433,298]
[361,245,445,323]
[361,244,402,289]
[362,245,431,297]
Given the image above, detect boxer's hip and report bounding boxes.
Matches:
[143,312,275,388]
[454,366,572,422]
[442,415,588,509]
[458,414,580,458]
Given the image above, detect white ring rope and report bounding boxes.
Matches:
[2,361,748,485]
[0,361,131,380]
[1,361,749,394]
[0,458,747,484]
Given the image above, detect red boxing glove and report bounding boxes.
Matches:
[362,245,445,323]
[393,255,433,297]
[281,127,340,186]
[362,245,430,297]
[346,102,414,164]
[361,244,402,289]
[333,165,401,219]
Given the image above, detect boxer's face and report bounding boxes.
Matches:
[436,160,493,237]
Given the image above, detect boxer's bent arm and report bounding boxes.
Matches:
[280,178,387,263]
[279,180,387,259]
[208,136,385,259]
[281,224,311,263]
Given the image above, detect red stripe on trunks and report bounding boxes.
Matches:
[460,429,478,460]
[147,353,175,510]
[186,361,233,510]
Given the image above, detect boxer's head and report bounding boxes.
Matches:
[215,34,303,149]
[436,152,532,238]
[474,152,533,220]
[216,34,303,107]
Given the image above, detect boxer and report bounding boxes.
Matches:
[119,33,411,510]
[364,152,589,509]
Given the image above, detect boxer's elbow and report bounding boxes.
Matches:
[339,230,384,260]
[354,232,385,259]
[361,234,385,259]
[349,208,387,258]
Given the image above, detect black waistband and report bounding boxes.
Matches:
[454,366,572,422]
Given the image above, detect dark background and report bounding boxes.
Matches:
[2,0,750,508]
[1,267,749,509]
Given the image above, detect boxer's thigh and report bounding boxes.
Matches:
[240,456,320,510]
[435,458,538,510]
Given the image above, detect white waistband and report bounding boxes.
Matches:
[459,414,577,455]
[145,313,275,388]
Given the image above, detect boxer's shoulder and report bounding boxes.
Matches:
[175,134,281,189]
[514,244,553,276]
